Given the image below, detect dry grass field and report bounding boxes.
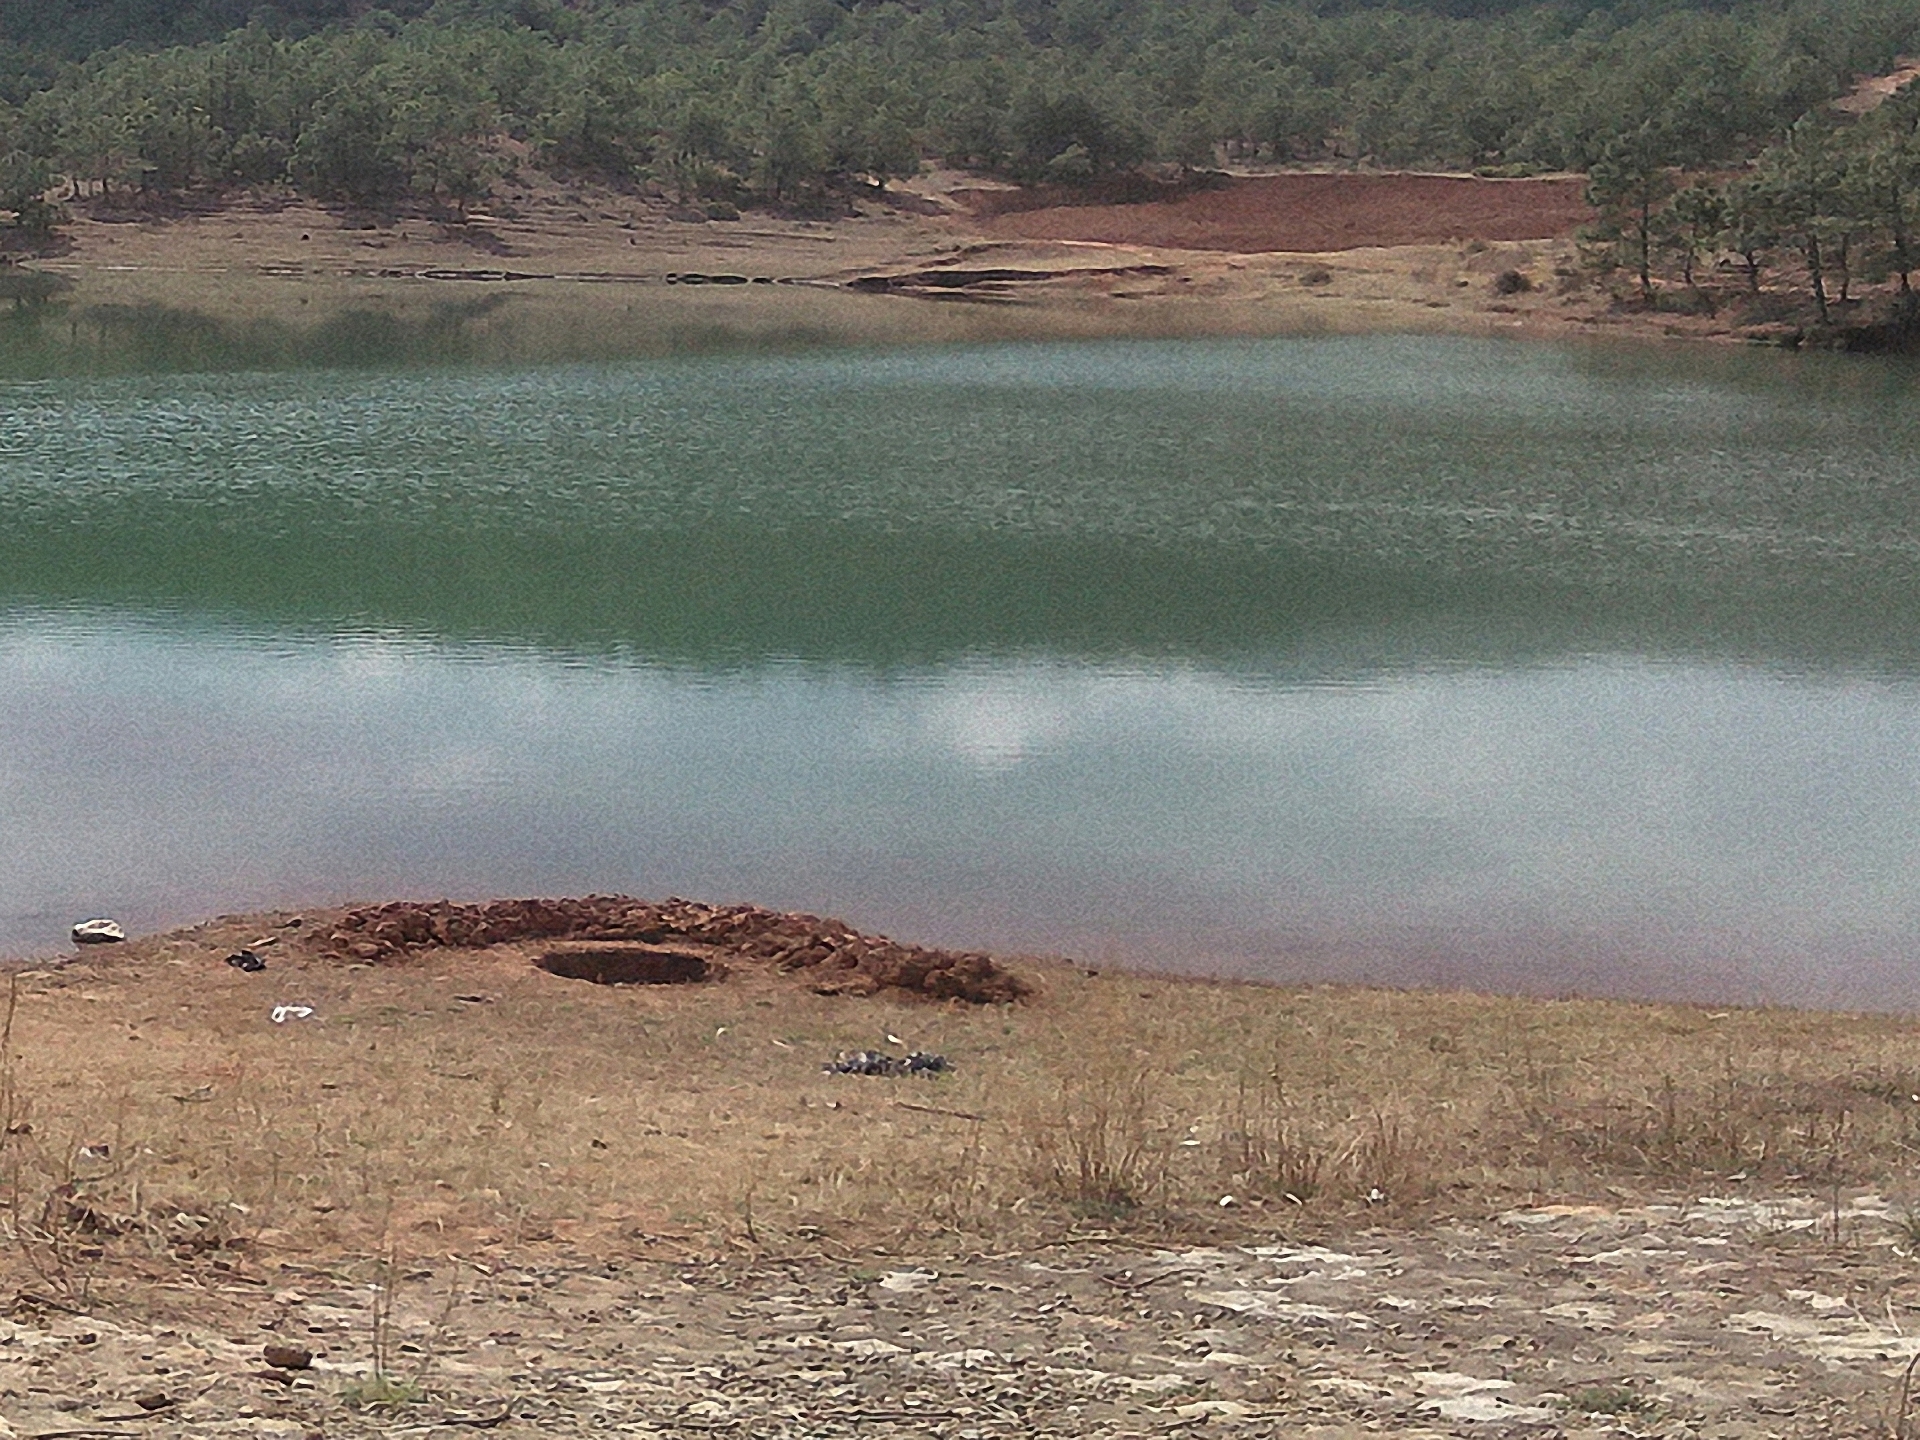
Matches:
[3,904,1920,1435]
[6,905,1920,1273]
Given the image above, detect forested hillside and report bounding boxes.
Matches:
[5,0,1920,327]
[4,0,1916,200]
[0,1,436,61]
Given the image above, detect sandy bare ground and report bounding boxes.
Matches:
[13,169,1745,355]
[3,905,1920,1436]
[1,1193,1911,1437]
[1834,56,1920,114]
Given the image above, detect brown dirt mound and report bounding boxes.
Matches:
[963,171,1593,253]
[322,895,1030,1003]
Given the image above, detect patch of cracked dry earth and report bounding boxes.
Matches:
[6,1193,1920,1439]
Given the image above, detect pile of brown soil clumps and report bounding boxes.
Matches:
[964,171,1593,253]
[323,895,1029,1004]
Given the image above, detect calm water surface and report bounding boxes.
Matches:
[6,333,1920,1007]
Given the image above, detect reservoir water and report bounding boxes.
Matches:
[6,330,1920,1008]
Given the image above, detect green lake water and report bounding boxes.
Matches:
[6,328,1920,1007]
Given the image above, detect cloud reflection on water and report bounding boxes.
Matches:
[5,614,1920,1009]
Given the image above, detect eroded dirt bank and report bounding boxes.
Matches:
[8,168,1702,355]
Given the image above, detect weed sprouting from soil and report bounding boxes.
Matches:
[1561,1383,1653,1416]
[338,1243,461,1409]
[346,1248,416,1409]
[342,1373,427,1410]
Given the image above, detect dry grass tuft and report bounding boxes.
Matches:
[1024,1009,1172,1216]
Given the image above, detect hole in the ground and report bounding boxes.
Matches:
[535,946,718,985]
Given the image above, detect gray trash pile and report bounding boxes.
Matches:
[824,1050,951,1076]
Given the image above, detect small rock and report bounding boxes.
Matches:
[133,1392,175,1411]
[262,1343,314,1370]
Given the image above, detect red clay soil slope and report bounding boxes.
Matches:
[969,172,1593,253]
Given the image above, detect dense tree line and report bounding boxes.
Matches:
[1583,88,1920,325]
[0,0,434,64]
[2,0,1920,245]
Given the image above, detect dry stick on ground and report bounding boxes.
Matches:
[1891,1350,1920,1440]
[894,1102,988,1122]
[370,1247,399,1380]
[1095,1265,1200,1291]
[385,1407,514,1433]
[407,1258,464,1394]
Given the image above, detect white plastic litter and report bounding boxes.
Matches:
[271,1005,315,1024]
